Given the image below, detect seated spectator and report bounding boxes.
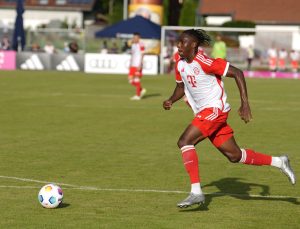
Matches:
[69,40,79,53]
[44,42,55,54]
[31,43,41,52]
[0,36,11,50]
[109,42,119,54]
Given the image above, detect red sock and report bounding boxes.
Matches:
[181,145,200,183]
[240,149,272,166]
[135,81,141,96]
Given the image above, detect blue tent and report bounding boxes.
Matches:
[95,16,161,39]
[12,0,26,51]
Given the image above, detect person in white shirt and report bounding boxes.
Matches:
[289,49,299,72]
[278,48,288,71]
[267,46,278,71]
[163,29,296,208]
[128,32,146,100]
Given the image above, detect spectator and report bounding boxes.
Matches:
[109,42,119,54]
[246,45,254,71]
[100,40,108,54]
[31,43,41,52]
[69,40,79,53]
[0,36,11,50]
[289,49,299,73]
[63,42,70,53]
[44,42,55,54]
[121,40,130,53]
[211,35,227,59]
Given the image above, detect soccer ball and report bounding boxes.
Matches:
[38,184,63,208]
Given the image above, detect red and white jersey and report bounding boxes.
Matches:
[290,51,299,61]
[268,48,277,58]
[175,51,230,114]
[279,50,287,59]
[130,42,145,67]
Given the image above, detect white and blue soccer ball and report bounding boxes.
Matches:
[38,184,63,208]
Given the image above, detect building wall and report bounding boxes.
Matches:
[199,0,300,24]
[0,9,83,29]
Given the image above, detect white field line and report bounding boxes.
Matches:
[0,175,299,199]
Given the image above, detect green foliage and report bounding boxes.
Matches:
[222,20,256,35]
[179,0,198,26]
[222,20,256,28]
[162,0,169,25]
[109,2,123,24]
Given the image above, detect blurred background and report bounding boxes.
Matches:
[0,0,300,76]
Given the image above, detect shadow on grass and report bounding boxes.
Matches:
[180,177,299,212]
[142,93,161,99]
[57,202,71,209]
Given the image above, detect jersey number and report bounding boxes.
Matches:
[187,75,197,87]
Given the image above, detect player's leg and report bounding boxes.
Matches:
[215,136,296,184]
[177,124,206,208]
[137,69,146,98]
[128,67,141,100]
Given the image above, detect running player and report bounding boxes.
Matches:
[128,32,146,100]
[162,29,296,208]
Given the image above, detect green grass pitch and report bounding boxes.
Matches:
[0,70,299,228]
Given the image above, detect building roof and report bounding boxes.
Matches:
[0,0,96,11]
[199,0,300,24]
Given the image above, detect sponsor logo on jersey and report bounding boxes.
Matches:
[20,54,44,70]
[56,55,80,71]
[193,67,200,75]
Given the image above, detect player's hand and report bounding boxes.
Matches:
[238,102,252,123]
[163,100,173,110]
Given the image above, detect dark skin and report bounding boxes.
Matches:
[163,33,253,163]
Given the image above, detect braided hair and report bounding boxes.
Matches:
[182,29,211,48]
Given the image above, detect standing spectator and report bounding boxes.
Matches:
[128,32,146,100]
[121,40,130,53]
[246,45,254,71]
[267,46,278,71]
[278,48,288,71]
[289,49,299,72]
[211,35,227,59]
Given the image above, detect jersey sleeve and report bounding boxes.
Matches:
[175,61,182,83]
[195,54,229,77]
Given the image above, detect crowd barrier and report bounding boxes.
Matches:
[0,51,158,75]
[0,51,299,79]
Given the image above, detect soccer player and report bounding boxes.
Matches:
[289,49,299,73]
[267,46,278,71]
[162,29,296,208]
[128,32,146,100]
[278,48,288,71]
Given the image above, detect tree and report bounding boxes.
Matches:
[179,0,198,26]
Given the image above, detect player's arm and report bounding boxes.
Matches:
[163,82,185,110]
[226,65,252,123]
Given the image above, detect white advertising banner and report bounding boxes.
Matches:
[84,54,158,75]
